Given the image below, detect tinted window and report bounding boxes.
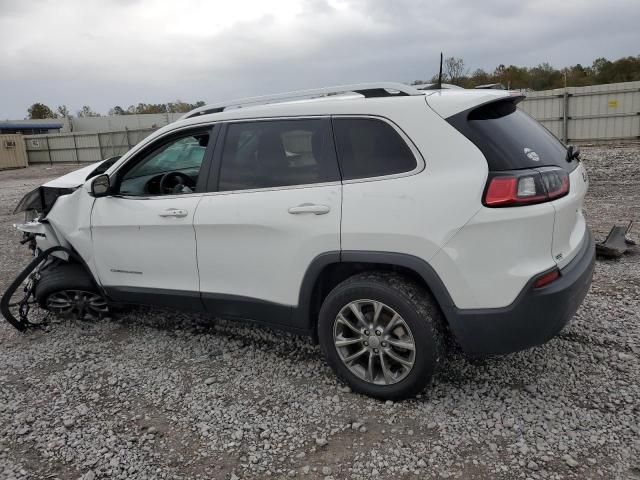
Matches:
[332,118,417,180]
[218,119,339,191]
[447,99,577,172]
[119,132,209,196]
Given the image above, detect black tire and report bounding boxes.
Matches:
[318,272,445,400]
[35,263,107,317]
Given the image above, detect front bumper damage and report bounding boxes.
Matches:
[0,246,79,331]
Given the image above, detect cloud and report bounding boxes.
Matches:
[0,0,638,118]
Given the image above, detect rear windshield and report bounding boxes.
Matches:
[447,99,577,172]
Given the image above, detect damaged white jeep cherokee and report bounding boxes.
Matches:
[2,83,595,400]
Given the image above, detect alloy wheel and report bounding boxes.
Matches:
[333,299,416,385]
[45,290,109,319]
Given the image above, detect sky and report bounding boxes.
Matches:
[1,0,639,119]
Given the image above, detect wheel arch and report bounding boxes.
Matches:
[296,251,457,339]
[43,244,107,298]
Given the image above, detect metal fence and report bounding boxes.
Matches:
[24,128,156,164]
[519,80,640,144]
[69,113,183,133]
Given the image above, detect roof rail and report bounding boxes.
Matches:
[179,82,423,120]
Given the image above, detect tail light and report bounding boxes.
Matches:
[484,167,569,207]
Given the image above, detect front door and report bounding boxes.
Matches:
[91,127,215,307]
[194,118,342,327]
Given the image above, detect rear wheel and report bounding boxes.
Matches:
[35,264,109,319]
[318,272,445,400]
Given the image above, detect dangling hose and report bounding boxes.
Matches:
[0,246,80,331]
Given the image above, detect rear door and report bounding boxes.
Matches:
[194,118,341,327]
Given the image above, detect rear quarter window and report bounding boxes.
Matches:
[447,99,578,172]
[332,117,417,180]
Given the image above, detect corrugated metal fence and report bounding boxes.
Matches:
[519,80,640,144]
[70,113,183,133]
[24,128,155,164]
[22,81,640,164]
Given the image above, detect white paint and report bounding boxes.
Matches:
[42,160,105,188]
[194,185,341,305]
[91,194,202,292]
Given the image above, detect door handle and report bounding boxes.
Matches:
[159,208,188,218]
[288,203,331,215]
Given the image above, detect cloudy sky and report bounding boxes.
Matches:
[1,0,638,119]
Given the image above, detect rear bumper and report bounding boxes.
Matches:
[445,228,595,356]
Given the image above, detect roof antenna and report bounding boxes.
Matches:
[437,52,443,89]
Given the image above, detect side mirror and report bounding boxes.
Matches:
[91,174,111,197]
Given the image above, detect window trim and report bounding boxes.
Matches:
[108,125,219,200]
[331,114,425,184]
[107,113,426,199]
[205,116,342,195]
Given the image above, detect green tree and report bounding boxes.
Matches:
[562,64,591,87]
[109,106,128,115]
[77,105,100,117]
[606,56,640,82]
[27,103,56,119]
[131,103,167,114]
[166,100,207,113]
[591,57,612,80]
[415,53,640,91]
[502,65,530,89]
[469,68,491,86]
[56,105,70,118]
[528,63,563,90]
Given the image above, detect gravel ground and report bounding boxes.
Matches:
[1,148,639,480]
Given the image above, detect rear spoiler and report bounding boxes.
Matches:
[425,90,525,119]
[474,83,506,90]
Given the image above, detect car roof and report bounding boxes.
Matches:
[105,85,518,177]
[169,84,516,129]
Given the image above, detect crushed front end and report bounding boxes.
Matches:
[1,162,109,331]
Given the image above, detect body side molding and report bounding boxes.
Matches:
[104,286,205,312]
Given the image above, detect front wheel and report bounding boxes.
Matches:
[35,263,109,320]
[318,272,445,400]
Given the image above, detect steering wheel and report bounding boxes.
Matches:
[159,171,196,194]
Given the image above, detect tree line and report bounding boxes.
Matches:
[26,100,206,120]
[414,54,640,90]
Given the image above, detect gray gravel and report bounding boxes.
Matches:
[1,147,639,480]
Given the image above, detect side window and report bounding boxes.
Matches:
[119,131,210,196]
[218,119,339,191]
[332,118,417,180]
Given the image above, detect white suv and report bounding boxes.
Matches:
[3,83,595,400]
